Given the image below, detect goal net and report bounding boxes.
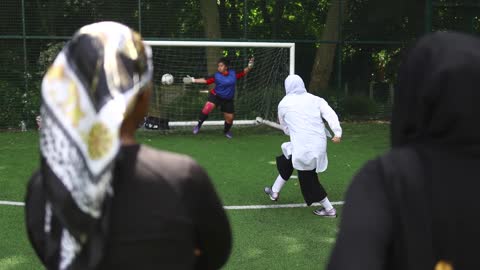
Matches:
[144,41,294,127]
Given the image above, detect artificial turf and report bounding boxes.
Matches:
[0,122,389,269]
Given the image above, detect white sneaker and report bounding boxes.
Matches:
[264,186,279,201]
[313,207,337,218]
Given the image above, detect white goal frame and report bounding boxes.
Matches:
[144,40,295,127]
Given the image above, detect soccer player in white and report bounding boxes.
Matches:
[264,74,342,217]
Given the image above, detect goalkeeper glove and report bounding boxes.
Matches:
[183,75,195,84]
[248,58,254,69]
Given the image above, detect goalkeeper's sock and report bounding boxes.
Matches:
[272,175,287,193]
[224,121,233,133]
[198,112,209,127]
[320,197,334,211]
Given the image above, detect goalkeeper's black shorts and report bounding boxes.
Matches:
[208,92,234,113]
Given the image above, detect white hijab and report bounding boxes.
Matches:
[284,74,307,95]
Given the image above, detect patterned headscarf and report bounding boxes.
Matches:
[38,21,152,269]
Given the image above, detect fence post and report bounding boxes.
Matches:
[244,0,248,39]
[389,83,394,104]
[138,0,142,34]
[337,0,344,91]
[425,0,433,33]
[242,1,248,93]
[369,81,374,100]
[21,0,29,128]
[22,0,28,94]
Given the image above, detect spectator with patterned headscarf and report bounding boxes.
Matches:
[25,21,231,270]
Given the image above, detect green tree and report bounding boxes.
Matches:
[309,0,348,93]
[200,0,222,75]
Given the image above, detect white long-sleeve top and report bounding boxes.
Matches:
[278,75,342,173]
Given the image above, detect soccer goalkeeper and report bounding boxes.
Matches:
[183,57,254,139]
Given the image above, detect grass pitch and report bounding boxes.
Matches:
[0,123,389,269]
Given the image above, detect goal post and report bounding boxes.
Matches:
[143,40,295,128]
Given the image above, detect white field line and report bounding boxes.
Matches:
[0,200,344,210]
[0,200,25,206]
[224,201,344,210]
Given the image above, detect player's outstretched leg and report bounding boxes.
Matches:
[224,121,233,138]
[264,155,294,201]
[297,171,336,218]
[264,175,286,201]
[194,102,215,134]
[313,197,336,218]
[223,113,234,139]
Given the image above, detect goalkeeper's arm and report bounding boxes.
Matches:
[243,57,254,74]
[183,75,208,84]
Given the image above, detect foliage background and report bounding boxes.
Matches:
[0,0,479,128]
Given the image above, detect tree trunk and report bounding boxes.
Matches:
[199,0,222,76]
[272,0,286,39]
[230,0,241,37]
[309,0,348,93]
[407,0,426,37]
[218,0,228,33]
[260,0,272,31]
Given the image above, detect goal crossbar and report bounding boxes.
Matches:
[144,40,295,75]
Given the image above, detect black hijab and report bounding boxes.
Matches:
[392,31,480,154]
[389,31,480,269]
[328,32,480,270]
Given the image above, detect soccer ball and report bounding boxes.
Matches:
[161,73,174,85]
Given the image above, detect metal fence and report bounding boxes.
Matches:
[0,0,479,128]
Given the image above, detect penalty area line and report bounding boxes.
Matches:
[223,201,344,210]
[0,200,25,206]
[0,200,345,210]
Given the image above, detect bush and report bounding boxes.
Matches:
[37,42,65,78]
[0,80,23,129]
[320,90,346,119]
[0,80,41,130]
[343,95,378,118]
[23,82,42,129]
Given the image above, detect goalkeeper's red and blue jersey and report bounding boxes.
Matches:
[206,70,246,100]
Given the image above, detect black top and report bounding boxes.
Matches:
[26,145,232,270]
[328,32,480,270]
[328,148,480,270]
